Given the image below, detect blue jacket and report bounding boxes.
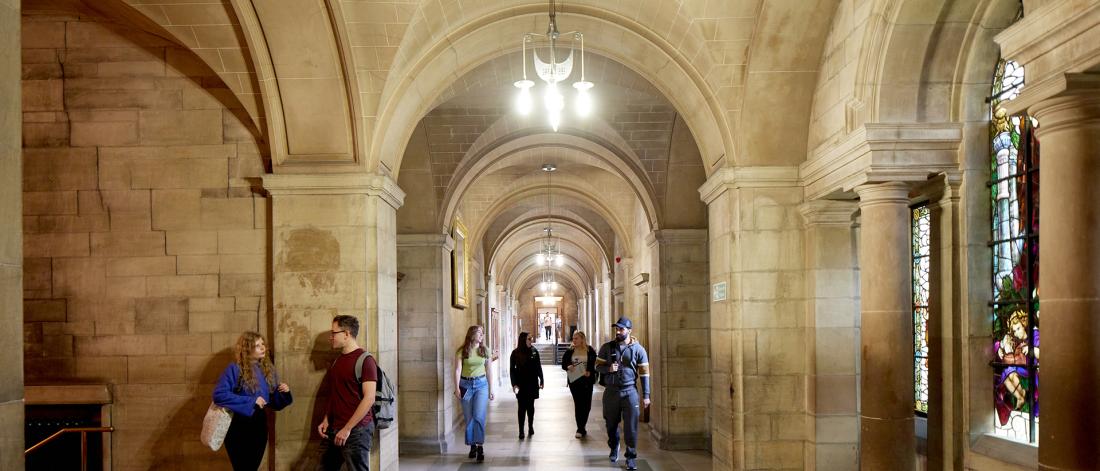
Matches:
[213,362,293,416]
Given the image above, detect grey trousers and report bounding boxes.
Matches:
[317,421,374,471]
[603,386,640,459]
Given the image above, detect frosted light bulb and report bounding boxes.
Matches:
[555,255,564,267]
[514,80,534,115]
[573,81,593,117]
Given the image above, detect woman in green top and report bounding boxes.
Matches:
[453,325,494,462]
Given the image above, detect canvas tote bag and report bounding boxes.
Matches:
[200,402,233,451]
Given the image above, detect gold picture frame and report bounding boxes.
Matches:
[451,218,469,309]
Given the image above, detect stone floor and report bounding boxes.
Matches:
[399,367,713,470]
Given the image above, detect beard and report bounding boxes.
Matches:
[615,333,628,342]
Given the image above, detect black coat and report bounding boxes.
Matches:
[561,346,597,386]
[509,348,544,399]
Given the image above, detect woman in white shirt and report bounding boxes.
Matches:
[560,331,597,438]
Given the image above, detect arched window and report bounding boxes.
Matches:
[989,57,1039,443]
[912,205,930,416]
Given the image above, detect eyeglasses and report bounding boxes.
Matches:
[329,330,348,337]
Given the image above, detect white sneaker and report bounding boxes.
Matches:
[575,432,582,438]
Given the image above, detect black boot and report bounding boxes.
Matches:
[468,445,476,458]
[475,445,485,462]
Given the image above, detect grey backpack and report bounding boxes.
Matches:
[355,351,396,429]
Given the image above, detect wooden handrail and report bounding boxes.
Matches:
[25,426,114,471]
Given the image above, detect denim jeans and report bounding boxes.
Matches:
[459,376,489,445]
[317,421,374,471]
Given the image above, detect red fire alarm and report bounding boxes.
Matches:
[615,256,621,264]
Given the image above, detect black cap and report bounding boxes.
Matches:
[613,317,632,329]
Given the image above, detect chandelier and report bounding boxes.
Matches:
[538,163,562,294]
[514,0,594,131]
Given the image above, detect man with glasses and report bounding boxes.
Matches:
[316,315,377,470]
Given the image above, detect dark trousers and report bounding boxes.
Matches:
[317,422,374,471]
[517,395,535,431]
[603,387,640,459]
[224,407,268,470]
[544,326,551,339]
[568,378,593,433]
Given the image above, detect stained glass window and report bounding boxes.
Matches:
[912,205,930,415]
[990,57,1040,443]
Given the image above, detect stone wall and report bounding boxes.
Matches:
[396,234,454,453]
[21,3,267,468]
[1,0,24,467]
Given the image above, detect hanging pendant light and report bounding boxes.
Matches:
[514,0,595,130]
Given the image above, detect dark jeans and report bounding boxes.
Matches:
[568,377,594,433]
[317,421,375,471]
[603,387,640,459]
[517,395,535,431]
[224,406,267,470]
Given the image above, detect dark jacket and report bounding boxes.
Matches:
[509,347,544,399]
[561,345,597,386]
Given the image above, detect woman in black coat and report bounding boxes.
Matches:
[561,330,597,438]
[509,331,544,439]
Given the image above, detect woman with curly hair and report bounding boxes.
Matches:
[213,331,293,470]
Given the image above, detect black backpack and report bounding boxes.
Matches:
[353,351,396,430]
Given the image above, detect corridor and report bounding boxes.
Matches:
[400,368,712,470]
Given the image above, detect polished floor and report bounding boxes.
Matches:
[399,366,713,470]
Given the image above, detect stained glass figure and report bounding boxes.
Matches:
[990,57,1040,444]
[912,205,930,416]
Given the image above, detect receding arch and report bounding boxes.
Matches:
[373,8,733,177]
[470,184,635,258]
[439,122,661,232]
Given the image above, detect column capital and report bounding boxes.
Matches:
[262,172,405,209]
[645,229,708,247]
[855,181,911,207]
[396,233,454,250]
[803,123,961,200]
[798,200,858,226]
[1021,74,1100,136]
[698,166,800,204]
[996,0,1100,114]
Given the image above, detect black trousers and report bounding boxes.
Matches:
[517,395,535,431]
[224,406,268,470]
[568,377,594,433]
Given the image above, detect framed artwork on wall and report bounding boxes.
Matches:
[452,218,469,309]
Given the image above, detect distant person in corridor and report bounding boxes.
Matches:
[509,331,544,439]
[561,330,596,438]
[595,317,650,471]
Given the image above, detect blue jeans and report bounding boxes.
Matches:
[459,376,489,445]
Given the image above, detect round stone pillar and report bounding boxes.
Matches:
[855,182,915,471]
[1030,90,1100,471]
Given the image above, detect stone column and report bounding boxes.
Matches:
[700,166,805,471]
[1028,82,1100,471]
[262,174,404,470]
[800,201,860,471]
[0,0,23,466]
[396,234,454,454]
[646,229,709,449]
[925,176,965,471]
[854,182,914,471]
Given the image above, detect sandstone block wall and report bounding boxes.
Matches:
[21,4,268,469]
[2,0,24,467]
